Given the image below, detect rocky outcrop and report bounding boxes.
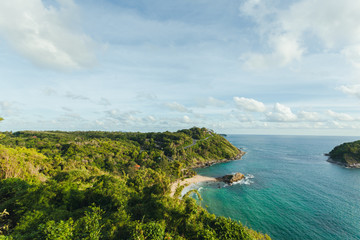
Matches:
[216,172,245,184]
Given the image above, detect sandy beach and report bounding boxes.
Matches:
[170,175,217,197]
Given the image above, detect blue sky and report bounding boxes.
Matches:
[1,0,360,135]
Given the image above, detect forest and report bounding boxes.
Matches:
[328,140,360,168]
[0,127,270,239]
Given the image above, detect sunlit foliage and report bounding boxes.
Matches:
[0,127,270,239]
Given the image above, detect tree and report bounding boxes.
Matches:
[41,219,74,240]
[0,209,9,235]
[74,205,104,240]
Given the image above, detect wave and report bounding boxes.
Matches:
[246,174,254,179]
[232,178,253,185]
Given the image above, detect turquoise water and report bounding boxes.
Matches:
[195,135,360,240]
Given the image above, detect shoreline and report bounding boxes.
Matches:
[327,158,360,168]
[191,150,245,169]
[170,175,218,197]
[170,150,246,197]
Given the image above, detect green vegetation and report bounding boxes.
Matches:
[328,140,360,168]
[0,127,270,239]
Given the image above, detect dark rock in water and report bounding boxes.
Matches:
[217,172,245,184]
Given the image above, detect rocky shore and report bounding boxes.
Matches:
[191,150,245,169]
[327,157,360,168]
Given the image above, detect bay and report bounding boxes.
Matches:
[194,135,360,240]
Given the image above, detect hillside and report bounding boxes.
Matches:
[0,127,269,240]
[327,140,360,168]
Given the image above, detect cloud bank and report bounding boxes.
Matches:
[240,0,360,69]
[266,103,297,122]
[0,0,95,71]
[234,97,266,112]
[339,85,360,99]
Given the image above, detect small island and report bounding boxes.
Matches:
[327,140,360,168]
[216,172,245,184]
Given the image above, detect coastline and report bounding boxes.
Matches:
[170,149,246,197]
[327,158,360,168]
[191,150,245,169]
[170,175,218,197]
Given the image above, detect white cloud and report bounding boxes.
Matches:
[198,97,225,108]
[136,92,158,101]
[165,102,192,113]
[0,0,95,71]
[147,115,156,122]
[98,97,111,106]
[326,110,355,121]
[242,34,304,70]
[271,34,304,65]
[65,92,89,100]
[60,112,84,121]
[43,88,58,96]
[231,113,254,122]
[338,85,360,99]
[341,45,360,68]
[182,115,191,123]
[280,0,360,48]
[239,0,275,26]
[266,103,297,122]
[297,111,321,122]
[95,120,104,126]
[233,97,266,112]
[105,110,141,125]
[0,101,18,117]
[240,0,360,69]
[61,107,72,112]
[328,121,360,129]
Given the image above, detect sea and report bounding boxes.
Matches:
[189,135,360,240]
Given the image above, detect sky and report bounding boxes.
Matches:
[1,0,360,136]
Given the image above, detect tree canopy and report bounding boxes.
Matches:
[328,140,360,167]
[0,127,270,239]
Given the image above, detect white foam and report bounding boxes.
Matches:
[180,183,199,197]
[230,173,255,186]
[181,173,255,196]
[246,174,255,179]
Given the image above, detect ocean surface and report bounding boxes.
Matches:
[192,135,360,240]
